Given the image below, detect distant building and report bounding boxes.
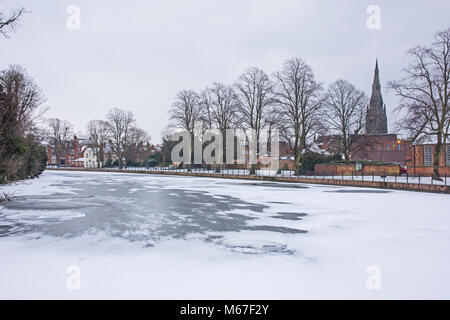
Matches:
[350,134,411,163]
[409,140,450,176]
[46,135,101,168]
[46,135,82,166]
[317,60,410,164]
[74,147,102,168]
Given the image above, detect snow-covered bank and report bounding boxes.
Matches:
[0,170,449,299]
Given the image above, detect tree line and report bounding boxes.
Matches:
[1,4,448,180]
[46,108,151,168]
[167,58,370,174]
[167,27,450,179]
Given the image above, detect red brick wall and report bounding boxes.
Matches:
[410,166,450,176]
[363,164,400,175]
[410,144,450,175]
[315,163,400,176]
[46,146,54,164]
[315,164,355,175]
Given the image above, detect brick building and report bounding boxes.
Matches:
[46,135,101,168]
[350,134,411,163]
[316,60,412,165]
[409,143,450,176]
[46,135,82,167]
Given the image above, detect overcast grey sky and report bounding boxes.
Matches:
[1,0,449,142]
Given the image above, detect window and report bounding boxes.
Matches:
[424,146,433,166]
[387,144,390,151]
[447,145,450,166]
[355,163,363,171]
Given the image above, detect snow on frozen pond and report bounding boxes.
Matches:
[0,170,449,299]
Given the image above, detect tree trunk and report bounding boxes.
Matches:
[293,129,302,176]
[294,149,301,176]
[249,163,256,175]
[432,137,443,181]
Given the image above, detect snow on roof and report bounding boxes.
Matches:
[307,142,331,155]
[412,134,438,145]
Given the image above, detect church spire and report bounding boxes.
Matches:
[372,59,381,98]
[365,59,388,134]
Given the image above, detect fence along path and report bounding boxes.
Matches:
[46,167,450,194]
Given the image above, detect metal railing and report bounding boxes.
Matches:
[46,165,449,187]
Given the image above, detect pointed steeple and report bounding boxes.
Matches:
[372,59,382,100]
[365,59,388,134]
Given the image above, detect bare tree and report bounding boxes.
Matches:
[388,28,450,180]
[321,79,368,160]
[46,118,74,165]
[125,126,151,164]
[273,58,323,174]
[200,82,239,132]
[160,127,176,166]
[200,83,240,164]
[0,8,25,38]
[169,90,201,133]
[0,64,47,134]
[168,90,201,162]
[0,64,47,182]
[106,108,136,167]
[235,67,273,173]
[87,120,109,168]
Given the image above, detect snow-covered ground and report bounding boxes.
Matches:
[0,170,449,299]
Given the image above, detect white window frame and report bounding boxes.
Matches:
[446,145,450,166]
[424,146,433,166]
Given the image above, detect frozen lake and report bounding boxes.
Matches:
[0,170,449,299]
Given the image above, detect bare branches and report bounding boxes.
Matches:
[169,90,201,134]
[0,65,47,134]
[104,108,150,166]
[200,82,239,132]
[46,118,74,164]
[0,64,47,182]
[0,8,25,38]
[106,108,136,166]
[87,120,109,167]
[388,27,450,179]
[321,79,368,160]
[273,57,323,170]
[235,67,273,140]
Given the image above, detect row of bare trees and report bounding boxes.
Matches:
[168,58,368,173]
[46,108,151,168]
[168,27,450,179]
